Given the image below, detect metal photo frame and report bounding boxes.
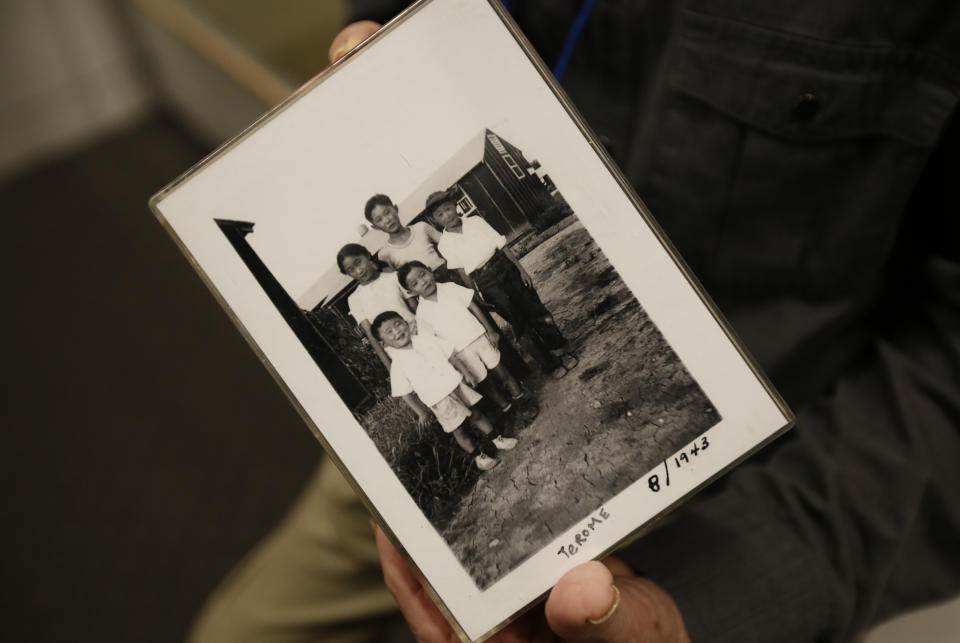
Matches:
[150,1,793,640]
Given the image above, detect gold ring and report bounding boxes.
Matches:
[588,584,621,625]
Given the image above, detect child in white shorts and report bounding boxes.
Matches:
[372,311,518,471]
[397,261,526,413]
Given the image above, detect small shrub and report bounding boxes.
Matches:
[307,307,389,399]
[361,397,480,528]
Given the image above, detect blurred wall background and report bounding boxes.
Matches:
[1,1,151,178]
[2,2,341,642]
[1,0,345,182]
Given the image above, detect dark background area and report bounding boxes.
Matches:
[1,113,320,642]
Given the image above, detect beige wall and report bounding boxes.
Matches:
[0,0,153,179]
[0,1,297,181]
[128,6,271,145]
[0,0,339,180]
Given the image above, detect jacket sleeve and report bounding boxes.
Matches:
[345,0,412,24]
[618,118,960,642]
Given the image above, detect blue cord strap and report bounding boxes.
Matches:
[551,0,598,82]
[501,0,598,82]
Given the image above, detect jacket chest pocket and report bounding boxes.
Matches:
[644,10,959,297]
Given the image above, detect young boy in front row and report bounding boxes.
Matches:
[397,260,528,415]
[426,188,578,379]
[371,311,517,471]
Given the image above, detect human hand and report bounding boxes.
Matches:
[329,21,382,63]
[485,329,501,346]
[373,524,691,643]
[519,269,534,289]
[415,407,431,428]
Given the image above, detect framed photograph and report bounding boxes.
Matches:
[150,0,793,640]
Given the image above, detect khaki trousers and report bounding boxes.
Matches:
[187,459,399,643]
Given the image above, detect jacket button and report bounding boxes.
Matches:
[792,92,821,122]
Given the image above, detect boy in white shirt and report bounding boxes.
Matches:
[397,261,527,414]
[363,194,450,280]
[426,188,577,379]
[371,311,517,471]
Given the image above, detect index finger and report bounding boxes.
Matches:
[373,524,458,642]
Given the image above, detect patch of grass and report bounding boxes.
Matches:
[361,397,480,528]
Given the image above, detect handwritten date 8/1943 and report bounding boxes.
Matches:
[647,435,710,492]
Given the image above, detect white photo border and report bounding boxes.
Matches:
[151,0,793,640]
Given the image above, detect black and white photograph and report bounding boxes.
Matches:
[152,0,792,639]
[219,126,720,589]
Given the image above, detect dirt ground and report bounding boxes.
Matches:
[442,221,719,589]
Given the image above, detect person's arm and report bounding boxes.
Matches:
[455,268,475,290]
[400,393,430,427]
[423,222,443,245]
[468,299,500,346]
[405,295,419,314]
[502,246,533,288]
[358,319,391,370]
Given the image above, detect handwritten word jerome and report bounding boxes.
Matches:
[556,507,611,559]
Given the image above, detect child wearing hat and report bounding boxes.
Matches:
[426,188,577,378]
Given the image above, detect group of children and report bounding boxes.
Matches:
[337,188,577,471]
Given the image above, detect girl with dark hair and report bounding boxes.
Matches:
[336,243,415,370]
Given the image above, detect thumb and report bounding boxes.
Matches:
[328,20,381,63]
[544,561,690,643]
